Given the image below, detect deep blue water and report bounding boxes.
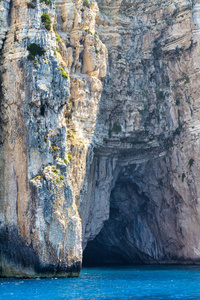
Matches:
[1,266,200,299]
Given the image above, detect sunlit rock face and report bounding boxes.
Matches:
[0,0,107,277]
[82,0,200,264]
[1,0,200,277]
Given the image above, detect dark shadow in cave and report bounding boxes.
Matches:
[82,176,153,267]
[82,240,130,266]
[82,211,146,267]
[83,171,159,266]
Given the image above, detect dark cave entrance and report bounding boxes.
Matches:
[82,198,128,266]
[82,173,155,267]
[82,238,130,266]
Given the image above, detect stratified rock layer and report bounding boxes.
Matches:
[82,0,200,264]
[1,0,200,277]
[0,0,107,277]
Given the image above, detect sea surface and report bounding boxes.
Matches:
[1,266,200,299]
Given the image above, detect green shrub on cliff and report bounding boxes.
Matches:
[40,0,51,5]
[27,43,46,60]
[112,123,122,133]
[68,154,72,161]
[53,47,60,56]
[189,158,194,168]
[57,67,69,79]
[83,0,90,8]
[85,29,93,35]
[41,13,52,30]
[56,34,61,43]
[52,167,58,174]
[184,76,190,84]
[64,158,68,164]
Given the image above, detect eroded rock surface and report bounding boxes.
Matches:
[0,0,107,277]
[1,0,200,277]
[82,0,200,264]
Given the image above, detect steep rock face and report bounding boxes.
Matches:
[0,0,10,50]
[1,0,200,277]
[0,0,107,277]
[82,0,200,264]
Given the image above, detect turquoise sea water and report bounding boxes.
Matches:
[1,266,200,299]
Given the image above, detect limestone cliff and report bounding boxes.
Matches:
[83,0,200,265]
[0,0,107,277]
[1,0,200,277]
